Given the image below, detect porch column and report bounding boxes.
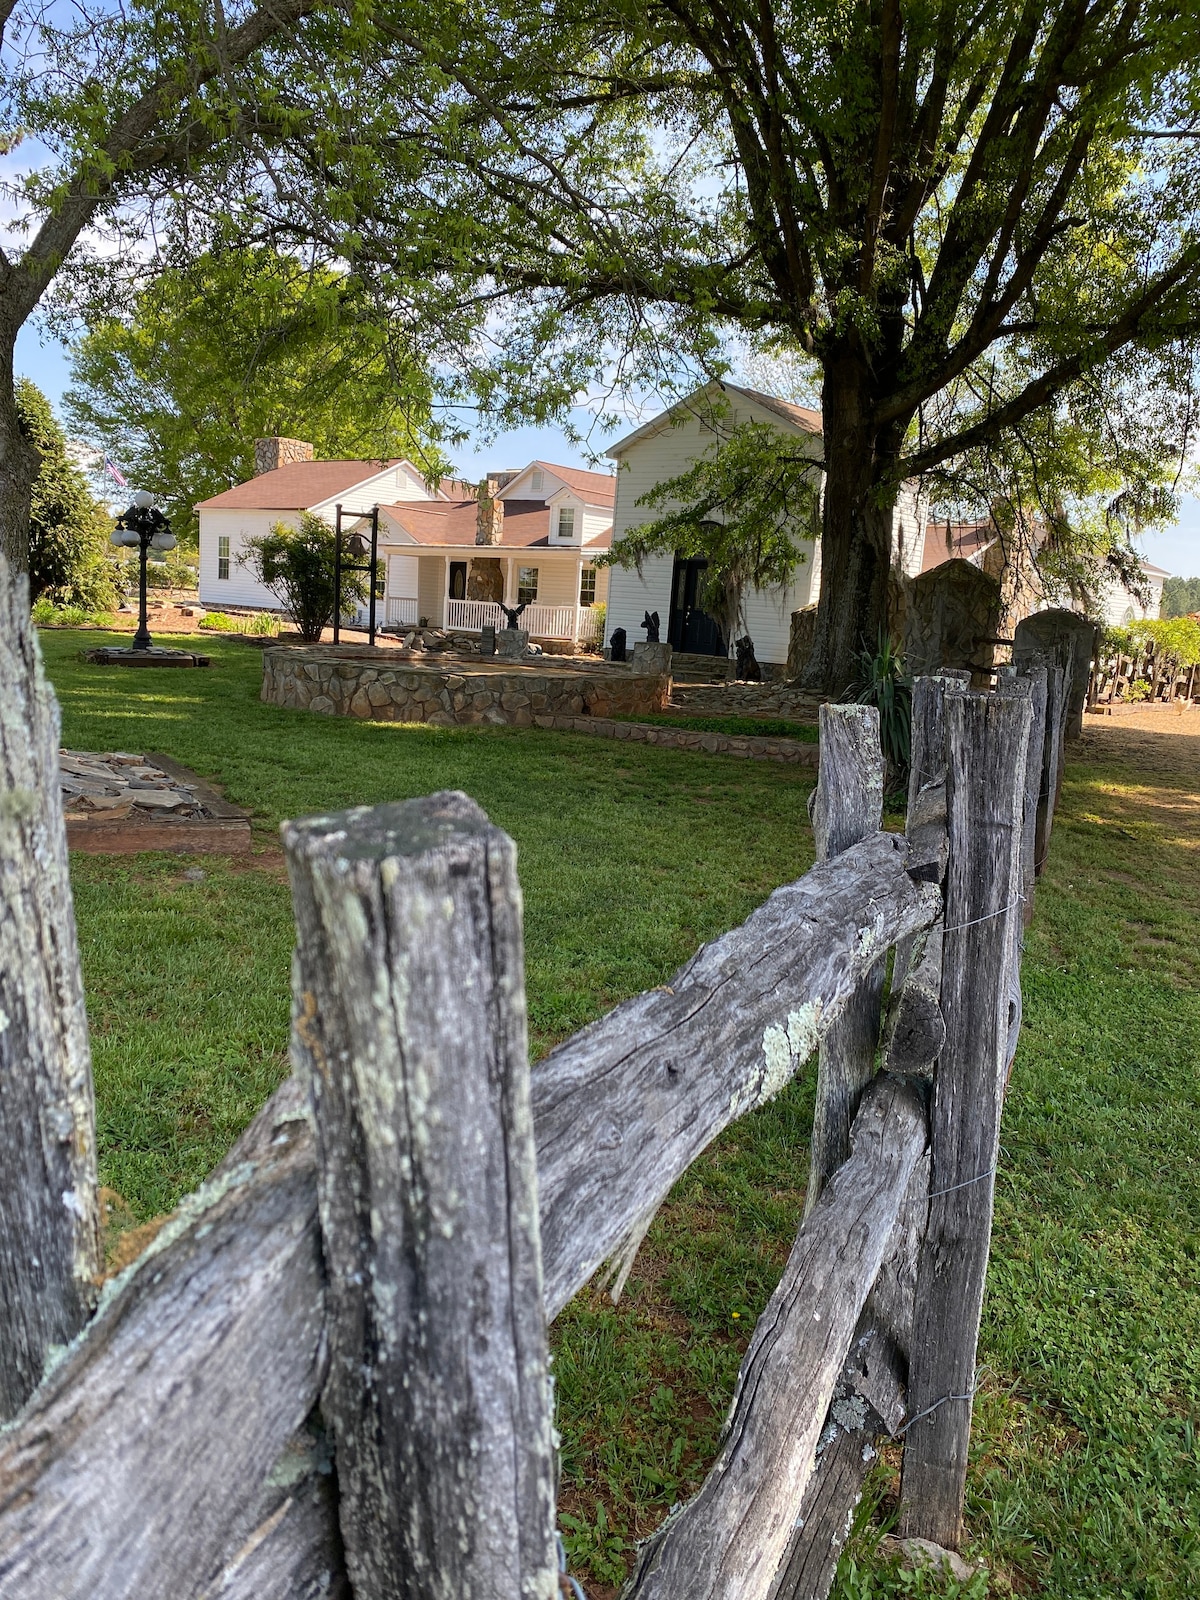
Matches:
[573,557,584,644]
[506,557,516,605]
[444,555,452,627]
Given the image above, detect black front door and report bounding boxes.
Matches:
[668,556,724,655]
[449,561,468,600]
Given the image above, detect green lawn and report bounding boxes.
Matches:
[41,630,1200,1599]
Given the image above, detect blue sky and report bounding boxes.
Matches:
[18,321,1200,577]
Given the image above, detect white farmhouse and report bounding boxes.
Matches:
[197,439,614,647]
[1095,558,1170,626]
[604,383,926,667]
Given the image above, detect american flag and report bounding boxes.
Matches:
[104,457,128,488]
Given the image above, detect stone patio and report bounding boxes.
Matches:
[61,752,251,853]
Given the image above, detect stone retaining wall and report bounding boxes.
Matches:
[669,682,822,719]
[533,716,819,765]
[261,647,669,726]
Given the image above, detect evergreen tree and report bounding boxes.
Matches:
[18,381,117,611]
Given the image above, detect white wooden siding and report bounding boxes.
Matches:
[582,506,612,544]
[417,556,445,625]
[198,508,301,610]
[892,481,927,578]
[607,403,822,662]
[387,554,419,599]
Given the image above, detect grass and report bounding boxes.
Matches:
[614,711,820,740]
[40,629,1200,1598]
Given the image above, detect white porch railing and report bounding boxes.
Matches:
[446,599,603,643]
[347,597,420,629]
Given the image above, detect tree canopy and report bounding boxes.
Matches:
[1162,575,1200,618]
[0,0,357,574]
[230,0,1200,688]
[66,250,444,541]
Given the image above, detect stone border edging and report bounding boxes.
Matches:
[531,714,819,765]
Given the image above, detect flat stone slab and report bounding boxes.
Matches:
[61,751,251,854]
[85,646,211,668]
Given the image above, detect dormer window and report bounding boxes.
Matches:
[557,507,575,541]
[531,468,544,494]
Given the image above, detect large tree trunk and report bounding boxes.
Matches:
[800,354,899,696]
[0,319,39,579]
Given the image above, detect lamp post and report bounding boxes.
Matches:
[111,491,176,652]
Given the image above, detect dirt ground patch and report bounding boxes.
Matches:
[1076,712,1200,797]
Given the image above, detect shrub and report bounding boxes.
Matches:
[846,629,912,793]
[242,512,367,643]
[31,599,114,628]
[198,611,238,631]
[245,611,280,636]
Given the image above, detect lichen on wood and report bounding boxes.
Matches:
[0,557,101,1420]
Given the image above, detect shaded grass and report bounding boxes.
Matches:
[42,631,1200,1597]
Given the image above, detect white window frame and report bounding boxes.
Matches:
[217,535,230,580]
[579,566,597,606]
[556,506,576,542]
[518,566,539,605]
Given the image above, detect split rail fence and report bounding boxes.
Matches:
[0,558,1084,1600]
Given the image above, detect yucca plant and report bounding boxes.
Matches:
[845,629,912,794]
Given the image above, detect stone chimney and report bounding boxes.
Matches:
[255,437,315,476]
[476,477,504,545]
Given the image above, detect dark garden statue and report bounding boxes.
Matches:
[641,611,660,643]
[501,601,529,630]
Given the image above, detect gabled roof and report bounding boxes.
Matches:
[500,461,616,507]
[606,380,822,458]
[1138,558,1171,578]
[723,384,822,435]
[380,499,612,550]
[196,459,405,511]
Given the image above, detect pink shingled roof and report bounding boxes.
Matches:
[382,500,612,550]
[195,460,403,510]
[921,518,996,572]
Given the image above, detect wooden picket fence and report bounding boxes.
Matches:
[0,561,1084,1600]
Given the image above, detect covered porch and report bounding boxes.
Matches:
[379,549,608,646]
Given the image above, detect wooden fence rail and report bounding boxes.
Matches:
[0,554,1089,1600]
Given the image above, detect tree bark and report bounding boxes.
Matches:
[800,356,902,697]
[0,330,39,578]
[0,557,101,1419]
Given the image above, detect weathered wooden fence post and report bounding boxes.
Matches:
[283,791,558,1600]
[0,561,101,1419]
[899,690,1031,1549]
[1001,663,1048,921]
[803,703,884,1218]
